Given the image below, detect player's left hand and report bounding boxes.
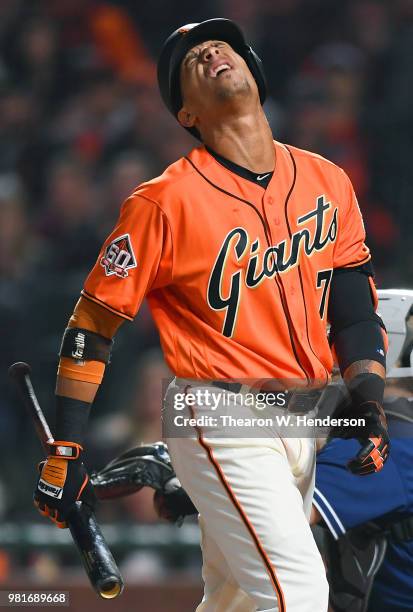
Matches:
[154,483,198,524]
[331,401,390,475]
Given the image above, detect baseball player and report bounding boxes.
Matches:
[33,19,389,612]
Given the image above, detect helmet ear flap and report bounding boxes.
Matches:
[244,46,267,105]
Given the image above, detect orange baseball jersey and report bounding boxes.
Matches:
[83,141,372,383]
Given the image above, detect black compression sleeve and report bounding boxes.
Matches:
[55,396,91,446]
[328,265,386,374]
[333,320,386,373]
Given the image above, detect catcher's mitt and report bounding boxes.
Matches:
[91,442,197,523]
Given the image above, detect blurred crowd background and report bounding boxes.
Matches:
[0,0,412,597]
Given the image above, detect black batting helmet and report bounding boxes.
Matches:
[157,18,267,139]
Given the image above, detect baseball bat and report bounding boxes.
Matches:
[9,362,124,599]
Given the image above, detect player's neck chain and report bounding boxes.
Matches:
[207,195,338,337]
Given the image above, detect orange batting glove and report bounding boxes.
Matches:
[34,441,96,528]
[330,401,390,475]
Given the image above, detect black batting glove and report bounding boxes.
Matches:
[34,441,96,528]
[153,474,198,525]
[330,401,390,475]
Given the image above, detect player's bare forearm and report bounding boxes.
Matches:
[343,359,385,384]
[56,376,100,403]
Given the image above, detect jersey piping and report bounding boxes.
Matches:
[81,290,134,321]
[284,145,330,385]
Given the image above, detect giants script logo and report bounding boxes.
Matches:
[207,195,338,337]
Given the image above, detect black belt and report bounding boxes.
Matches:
[211,381,243,393]
[211,381,320,413]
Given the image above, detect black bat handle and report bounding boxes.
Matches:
[9,362,53,453]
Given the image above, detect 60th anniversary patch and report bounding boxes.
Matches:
[100,234,137,278]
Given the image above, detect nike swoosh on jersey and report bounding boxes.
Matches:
[256,173,270,181]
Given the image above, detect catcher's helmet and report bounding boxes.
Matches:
[157,18,267,139]
[377,289,413,377]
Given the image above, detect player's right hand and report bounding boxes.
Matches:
[34,441,96,528]
[331,401,390,475]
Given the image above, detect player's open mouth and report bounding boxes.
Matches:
[207,61,233,78]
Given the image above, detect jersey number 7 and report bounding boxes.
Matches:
[317,269,333,319]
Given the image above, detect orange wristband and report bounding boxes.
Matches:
[57,357,105,385]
